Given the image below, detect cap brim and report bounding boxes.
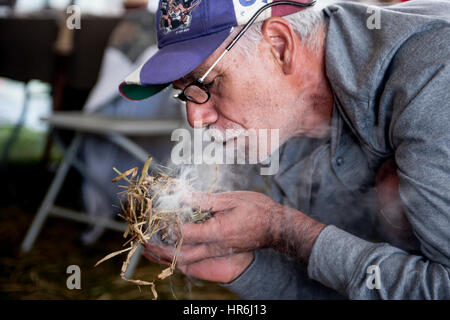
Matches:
[119,27,233,101]
[119,83,170,101]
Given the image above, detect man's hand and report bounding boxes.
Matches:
[179,191,284,258]
[143,247,254,284]
[143,191,326,283]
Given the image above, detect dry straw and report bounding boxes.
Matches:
[95,157,213,299]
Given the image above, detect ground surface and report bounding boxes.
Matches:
[0,127,237,300]
[0,204,237,300]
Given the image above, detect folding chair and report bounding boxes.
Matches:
[20,111,184,278]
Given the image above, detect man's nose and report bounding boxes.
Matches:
[185,101,218,128]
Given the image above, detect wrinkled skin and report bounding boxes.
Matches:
[144,191,326,283]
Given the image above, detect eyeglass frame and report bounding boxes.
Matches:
[174,0,317,104]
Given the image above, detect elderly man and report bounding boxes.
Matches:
[119,0,450,299]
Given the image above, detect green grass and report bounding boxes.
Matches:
[0,125,62,163]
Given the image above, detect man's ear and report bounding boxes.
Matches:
[261,17,297,75]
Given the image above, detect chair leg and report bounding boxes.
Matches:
[124,244,143,279]
[103,135,152,278]
[106,134,153,164]
[52,132,116,204]
[21,134,82,253]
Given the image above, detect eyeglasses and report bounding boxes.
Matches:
[174,0,316,104]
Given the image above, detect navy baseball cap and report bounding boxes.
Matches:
[119,0,313,101]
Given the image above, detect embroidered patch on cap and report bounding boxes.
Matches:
[160,0,202,34]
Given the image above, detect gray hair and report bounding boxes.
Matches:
[233,8,325,58]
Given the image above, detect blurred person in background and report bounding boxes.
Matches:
[80,0,181,245]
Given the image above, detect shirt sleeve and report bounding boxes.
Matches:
[225,62,450,299]
[227,24,450,300]
[307,226,450,299]
[221,248,344,300]
[308,35,450,299]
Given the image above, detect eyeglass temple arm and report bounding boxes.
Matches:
[199,0,316,83]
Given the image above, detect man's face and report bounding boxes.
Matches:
[173,36,305,151]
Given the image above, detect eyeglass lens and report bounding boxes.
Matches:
[184,84,210,103]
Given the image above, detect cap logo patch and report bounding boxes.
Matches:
[160,0,202,34]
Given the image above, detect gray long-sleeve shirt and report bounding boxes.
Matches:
[222,1,450,299]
